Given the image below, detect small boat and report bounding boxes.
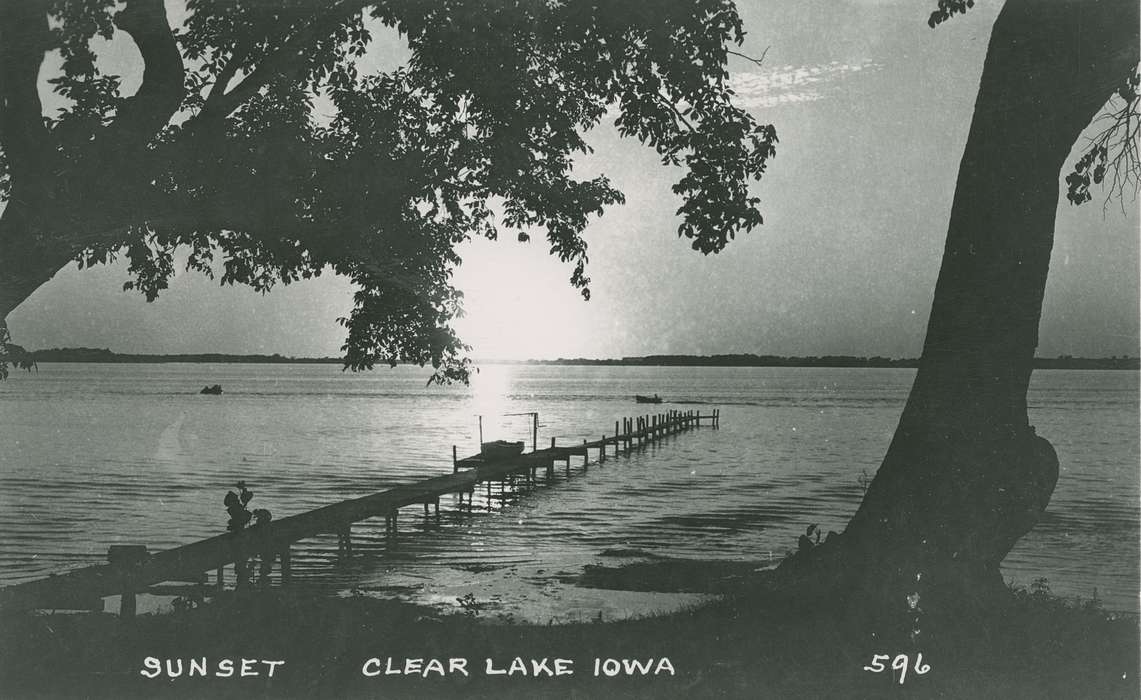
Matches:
[480,440,525,459]
[635,394,663,404]
[200,384,223,395]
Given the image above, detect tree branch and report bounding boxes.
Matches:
[106,0,185,148]
[727,46,769,68]
[0,2,54,189]
[193,0,372,125]
[205,43,251,107]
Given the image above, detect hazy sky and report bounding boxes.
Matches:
[7,0,1139,360]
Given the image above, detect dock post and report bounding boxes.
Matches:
[583,439,589,469]
[108,545,147,618]
[652,415,658,441]
[453,445,458,473]
[281,547,292,584]
[215,565,225,594]
[600,436,606,463]
[235,557,250,590]
[532,413,538,452]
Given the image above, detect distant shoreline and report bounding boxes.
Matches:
[7,348,1139,370]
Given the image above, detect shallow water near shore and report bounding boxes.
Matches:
[1,363,1137,616]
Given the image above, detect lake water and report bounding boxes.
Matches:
[0,364,1137,617]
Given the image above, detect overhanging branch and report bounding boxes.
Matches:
[106,0,185,148]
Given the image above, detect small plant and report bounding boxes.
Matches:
[1082,587,1103,612]
[456,592,482,616]
[797,524,822,552]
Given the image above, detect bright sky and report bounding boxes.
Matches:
[7,0,1139,361]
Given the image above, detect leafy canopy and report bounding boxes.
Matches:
[0,0,778,382]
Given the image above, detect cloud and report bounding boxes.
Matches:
[729,60,881,110]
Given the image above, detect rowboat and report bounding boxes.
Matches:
[480,440,526,459]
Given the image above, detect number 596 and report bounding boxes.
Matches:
[863,653,930,685]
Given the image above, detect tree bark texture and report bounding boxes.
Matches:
[842,0,1138,581]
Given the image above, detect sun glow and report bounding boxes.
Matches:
[469,363,513,417]
[452,238,595,361]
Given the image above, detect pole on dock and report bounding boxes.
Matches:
[478,415,483,445]
[452,445,458,473]
[532,413,538,452]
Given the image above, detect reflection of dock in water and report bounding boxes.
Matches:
[0,409,720,618]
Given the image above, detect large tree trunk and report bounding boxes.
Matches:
[782,0,1138,611]
[0,203,80,322]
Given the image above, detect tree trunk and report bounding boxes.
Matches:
[819,0,1139,599]
[0,201,79,322]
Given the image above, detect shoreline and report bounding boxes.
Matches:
[1,576,1137,698]
[5,349,1139,370]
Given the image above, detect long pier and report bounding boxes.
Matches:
[0,408,719,617]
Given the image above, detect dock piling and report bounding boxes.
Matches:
[280,548,292,584]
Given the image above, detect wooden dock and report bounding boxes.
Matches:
[0,408,719,617]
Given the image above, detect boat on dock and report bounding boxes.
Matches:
[480,440,525,459]
[635,394,663,404]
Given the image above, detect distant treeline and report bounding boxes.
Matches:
[19,347,341,364]
[524,354,1141,370]
[7,348,1139,370]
